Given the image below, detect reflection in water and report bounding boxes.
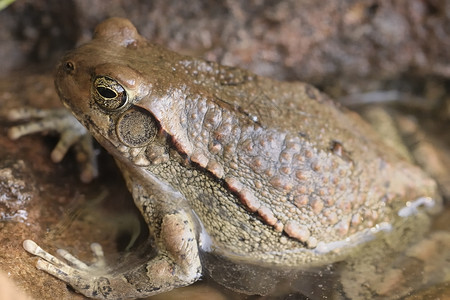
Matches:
[197,203,450,300]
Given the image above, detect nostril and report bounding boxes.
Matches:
[65,61,75,72]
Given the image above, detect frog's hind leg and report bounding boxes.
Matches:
[394,113,450,201]
[23,210,202,299]
[357,105,450,202]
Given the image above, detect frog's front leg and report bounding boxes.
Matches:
[24,209,201,299]
[5,107,98,182]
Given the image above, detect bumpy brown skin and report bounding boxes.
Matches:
[47,18,440,298]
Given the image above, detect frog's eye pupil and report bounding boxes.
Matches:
[97,87,117,99]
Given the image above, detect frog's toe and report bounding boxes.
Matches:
[74,134,99,183]
[23,239,67,268]
[7,120,54,140]
[7,125,27,140]
[24,239,107,274]
[56,248,90,270]
[35,257,109,298]
[89,243,107,268]
[50,130,81,162]
[5,107,53,121]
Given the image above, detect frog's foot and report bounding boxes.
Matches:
[5,107,98,182]
[23,239,116,299]
[23,239,106,274]
[23,211,202,299]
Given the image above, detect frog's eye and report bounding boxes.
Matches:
[92,76,128,111]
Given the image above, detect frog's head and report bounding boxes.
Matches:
[55,18,185,165]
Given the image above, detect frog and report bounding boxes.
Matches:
[6,18,447,299]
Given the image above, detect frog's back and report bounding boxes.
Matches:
[137,56,438,257]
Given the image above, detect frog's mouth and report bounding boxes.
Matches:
[58,97,120,155]
[55,81,87,121]
[83,117,121,153]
